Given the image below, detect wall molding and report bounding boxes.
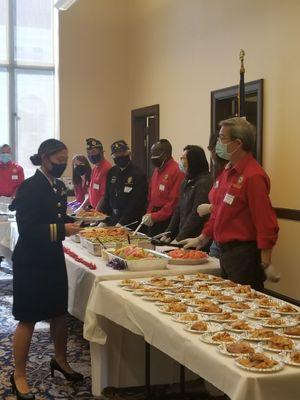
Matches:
[274,208,300,222]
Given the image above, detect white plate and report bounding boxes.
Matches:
[235,355,284,373]
[258,340,299,353]
[274,303,300,315]
[209,314,240,324]
[184,322,222,333]
[278,327,300,339]
[217,343,256,357]
[226,303,256,312]
[261,318,298,329]
[158,305,192,315]
[280,351,300,367]
[168,257,209,265]
[171,313,203,324]
[242,310,281,320]
[224,322,260,333]
[200,332,241,345]
[215,296,244,304]
[242,331,277,342]
[72,214,107,222]
[255,299,281,309]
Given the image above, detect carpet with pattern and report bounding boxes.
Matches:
[0,266,104,400]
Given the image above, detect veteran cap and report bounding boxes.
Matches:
[111,140,129,154]
[86,138,103,151]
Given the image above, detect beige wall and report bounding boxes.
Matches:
[59,0,300,298]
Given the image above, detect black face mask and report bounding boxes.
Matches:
[88,153,102,165]
[74,164,87,176]
[50,162,67,178]
[151,156,166,169]
[114,155,130,168]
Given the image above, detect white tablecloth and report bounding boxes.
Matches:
[84,280,300,400]
[0,220,18,252]
[65,239,220,321]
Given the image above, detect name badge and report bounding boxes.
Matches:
[93,183,100,190]
[124,186,132,193]
[12,175,18,180]
[159,184,165,191]
[214,180,219,189]
[224,193,235,205]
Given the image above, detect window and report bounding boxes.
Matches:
[0,0,57,177]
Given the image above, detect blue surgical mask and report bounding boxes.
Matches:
[179,160,186,173]
[215,141,231,161]
[0,153,12,164]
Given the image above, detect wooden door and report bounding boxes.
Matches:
[131,104,159,177]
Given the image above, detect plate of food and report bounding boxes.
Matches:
[193,272,211,281]
[244,291,267,300]
[166,249,209,265]
[224,320,259,333]
[280,351,300,367]
[275,303,300,315]
[218,341,256,357]
[185,297,213,307]
[207,276,225,284]
[226,302,255,312]
[158,303,191,315]
[171,312,201,324]
[235,352,284,373]
[259,335,297,353]
[178,292,197,300]
[184,321,222,333]
[232,285,253,296]
[242,328,276,342]
[122,282,145,291]
[200,331,241,345]
[156,296,182,304]
[243,309,281,320]
[209,312,239,323]
[72,209,107,222]
[255,297,280,309]
[119,279,137,287]
[261,317,298,329]
[143,291,168,302]
[196,303,224,315]
[279,326,300,339]
[214,294,243,303]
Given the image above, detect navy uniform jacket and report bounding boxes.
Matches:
[10,169,73,322]
[100,161,147,227]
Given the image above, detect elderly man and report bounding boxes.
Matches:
[181,118,279,290]
[99,140,147,227]
[143,139,185,236]
[0,144,24,198]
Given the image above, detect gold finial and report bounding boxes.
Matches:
[239,49,245,73]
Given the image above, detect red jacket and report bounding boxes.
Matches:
[203,153,279,249]
[147,158,185,222]
[89,159,112,209]
[0,161,24,197]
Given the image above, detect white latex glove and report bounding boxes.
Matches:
[115,223,122,227]
[197,203,212,217]
[160,235,172,244]
[178,234,210,249]
[97,222,107,228]
[142,214,154,227]
[264,264,281,283]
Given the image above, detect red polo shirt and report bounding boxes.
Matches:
[0,161,24,197]
[147,158,185,222]
[89,158,112,209]
[203,153,278,249]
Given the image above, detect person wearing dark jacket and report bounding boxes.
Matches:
[99,140,147,227]
[160,145,211,243]
[9,139,83,400]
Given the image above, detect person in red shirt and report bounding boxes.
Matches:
[0,144,24,198]
[85,138,111,210]
[181,118,279,290]
[143,139,185,236]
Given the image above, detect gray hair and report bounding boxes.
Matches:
[219,117,256,152]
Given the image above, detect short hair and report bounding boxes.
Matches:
[219,117,256,152]
[157,139,172,155]
[0,144,10,152]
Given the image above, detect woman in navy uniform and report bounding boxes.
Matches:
[10,139,82,400]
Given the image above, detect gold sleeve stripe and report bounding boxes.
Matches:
[50,224,54,242]
[53,224,57,242]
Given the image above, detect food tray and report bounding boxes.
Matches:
[103,248,169,271]
[167,257,209,265]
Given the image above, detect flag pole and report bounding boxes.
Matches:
[238,49,246,117]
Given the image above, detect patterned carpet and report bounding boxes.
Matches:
[0,266,103,400]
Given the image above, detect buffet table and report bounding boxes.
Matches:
[65,239,221,321]
[84,280,300,400]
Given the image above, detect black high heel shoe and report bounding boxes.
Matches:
[10,373,35,400]
[50,358,83,382]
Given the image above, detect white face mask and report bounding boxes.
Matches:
[179,160,186,173]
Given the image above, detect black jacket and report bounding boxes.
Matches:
[10,169,72,322]
[167,172,211,241]
[100,161,147,226]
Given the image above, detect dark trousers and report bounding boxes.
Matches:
[146,219,171,238]
[219,241,266,291]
